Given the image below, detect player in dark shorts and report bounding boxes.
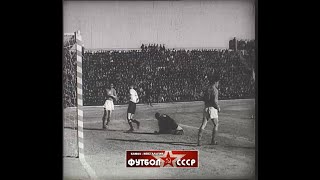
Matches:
[154,112,184,135]
[126,84,140,132]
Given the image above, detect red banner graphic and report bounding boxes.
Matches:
[126,150,198,168]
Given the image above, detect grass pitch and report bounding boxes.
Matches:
[64,99,255,179]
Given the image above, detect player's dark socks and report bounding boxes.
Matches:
[102,111,107,127]
[128,122,134,131]
[102,118,109,129]
[131,119,140,129]
[102,118,106,129]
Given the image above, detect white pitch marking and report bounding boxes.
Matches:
[79,153,85,159]
[64,33,75,36]
[79,156,97,180]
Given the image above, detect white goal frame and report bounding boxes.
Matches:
[63,30,84,158]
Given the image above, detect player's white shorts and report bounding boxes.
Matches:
[203,107,218,119]
[104,100,114,111]
[176,125,183,130]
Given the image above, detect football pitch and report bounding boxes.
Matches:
[64,99,255,179]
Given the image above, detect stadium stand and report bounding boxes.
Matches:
[63,41,255,106]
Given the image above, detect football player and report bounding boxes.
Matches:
[197,75,220,146]
[126,84,140,132]
[154,112,184,135]
[102,83,117,129]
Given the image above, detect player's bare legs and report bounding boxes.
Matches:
[106,110,112,127]
[102,109,111,129]
[210,118,219,145]
[197,117,208,146]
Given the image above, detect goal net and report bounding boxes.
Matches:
[63,32,79,157]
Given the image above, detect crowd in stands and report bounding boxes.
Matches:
[236,39,255,51]
[63,49,77,108]
[63,40,255,107]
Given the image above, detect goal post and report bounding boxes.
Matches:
[75,30,85,159]
[63,30,84,158]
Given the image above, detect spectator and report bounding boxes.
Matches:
[63,41,255,107]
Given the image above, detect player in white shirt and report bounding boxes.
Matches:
[102,83,117,130]
[126,84,140,132]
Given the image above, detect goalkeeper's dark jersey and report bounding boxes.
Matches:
[157,114,179,134]
[203,85,219,109]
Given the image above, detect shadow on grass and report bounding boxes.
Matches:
[105,138,197,147]
[126,132,157,135]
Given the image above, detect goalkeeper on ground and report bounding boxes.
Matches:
[154,112,184,135]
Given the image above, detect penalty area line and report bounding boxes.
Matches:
[79,156,97,180]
